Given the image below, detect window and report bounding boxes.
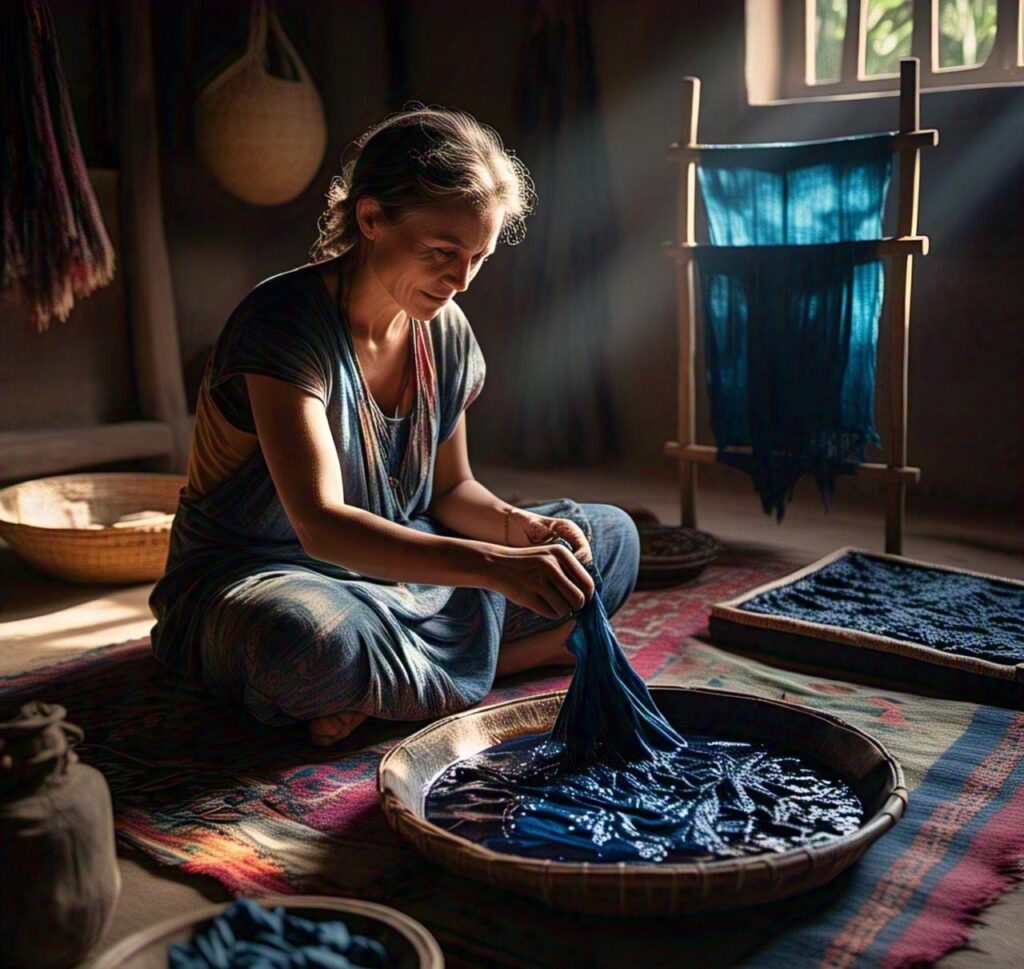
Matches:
[749,0,1024,101]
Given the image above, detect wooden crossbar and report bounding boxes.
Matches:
[665,129,939,162]
[664,57,936,554]
[663,237,929,261]
[663,442,922,484]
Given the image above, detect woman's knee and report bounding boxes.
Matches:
[579,503,640,616]
[201,579,381,722]
[520,498,639,615]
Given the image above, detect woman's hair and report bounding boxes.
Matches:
[310,106,534,262]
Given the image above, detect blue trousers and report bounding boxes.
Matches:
[196,499,640,725]
[500,499,640,642]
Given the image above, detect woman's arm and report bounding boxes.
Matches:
[247,374,593,616]
[429,414,594,566]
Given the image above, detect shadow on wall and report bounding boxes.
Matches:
[149,0,393,377]
[46,0,1021,509]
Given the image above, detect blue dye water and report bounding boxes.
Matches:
[425,558,863,863]
[741,552,1024,664]
[426,731,862,863]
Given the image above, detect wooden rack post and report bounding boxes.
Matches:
[663,58,936,553]
[885,58,923,555]
[675,77,700,528]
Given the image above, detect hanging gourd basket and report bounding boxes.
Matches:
[379,686,907,916]
[196,0,327,206]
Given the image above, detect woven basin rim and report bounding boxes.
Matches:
[378,685,907,877]
[0,473,183,534]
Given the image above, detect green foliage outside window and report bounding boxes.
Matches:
[813,0,848,83]
[863,0,914,76]
[812,0,1004,84]
[937,0,997,69]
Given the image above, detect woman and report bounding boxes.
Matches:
[150,108,640,747]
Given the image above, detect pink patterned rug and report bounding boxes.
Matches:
[3,550,1022,968]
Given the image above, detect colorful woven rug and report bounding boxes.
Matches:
[3,551,1023,968]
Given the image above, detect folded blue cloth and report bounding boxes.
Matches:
[169,898,388,969]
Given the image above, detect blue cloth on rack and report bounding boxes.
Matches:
[694,133,894,519]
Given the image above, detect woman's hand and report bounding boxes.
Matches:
[485,541,595,622]
[507,508,594,566]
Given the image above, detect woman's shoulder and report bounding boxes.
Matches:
[427,300,484,378]
[426,299,475,349]
[218,264,335,347]
[237,263,327,316]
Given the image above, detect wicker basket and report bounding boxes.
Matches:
[0,473,184,584]
[90,896,444,969]
[379,686,907,916]
[196,0,327,206]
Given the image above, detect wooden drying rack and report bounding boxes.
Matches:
[663,57,938,555]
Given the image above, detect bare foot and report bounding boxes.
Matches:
[308,711,369,747]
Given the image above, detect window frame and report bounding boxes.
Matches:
[772,0,1023,100]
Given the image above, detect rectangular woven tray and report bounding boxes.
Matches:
[710,547,1024,708]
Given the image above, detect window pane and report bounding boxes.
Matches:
[863,0,914,77]
[937,0,997,69]
[813,0,848,83]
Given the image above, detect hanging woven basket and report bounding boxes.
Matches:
[195,0,327,206]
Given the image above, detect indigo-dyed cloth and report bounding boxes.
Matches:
[150,265,640,725]
[695,133,894,518]
[428,559,862,863]
[551,564,684,769]
[740,551,1024,664]
[169,898,387,969]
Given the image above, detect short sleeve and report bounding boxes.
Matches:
[434,303,486,444]
[207,270,335,433]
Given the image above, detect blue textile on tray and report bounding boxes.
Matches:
[694,133,894,519]
[740,551,1024,664]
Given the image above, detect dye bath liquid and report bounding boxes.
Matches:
[425,554,864,864]
[425,730,863,863]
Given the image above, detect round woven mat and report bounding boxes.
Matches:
[616,506,718,588]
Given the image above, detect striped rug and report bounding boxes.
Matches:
[2,550,1021,968]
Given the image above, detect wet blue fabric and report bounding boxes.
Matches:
[426,555,863,862]
[740,551,1024,664]
[694,133,894,519]
[426,730,863,863]
[551,567,684,769]
[169,897,387,969]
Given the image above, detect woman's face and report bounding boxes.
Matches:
[357,197,503,320]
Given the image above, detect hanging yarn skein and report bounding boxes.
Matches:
[0,0,115,331]
[196,0,327,206]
